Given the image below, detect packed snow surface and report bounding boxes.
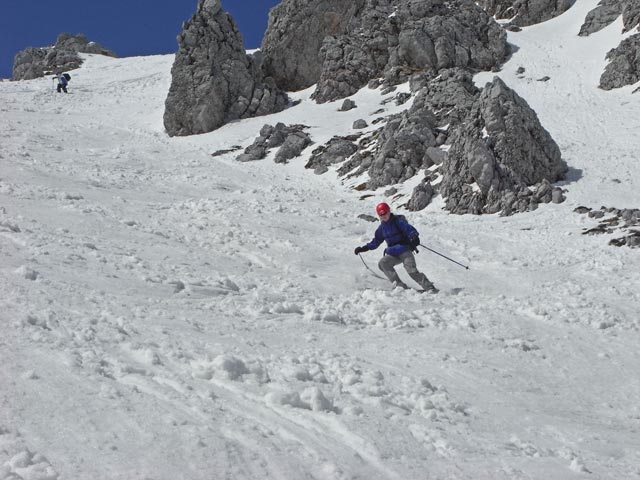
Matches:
[1,2,639,478]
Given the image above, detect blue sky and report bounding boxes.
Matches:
[0,0,281,79]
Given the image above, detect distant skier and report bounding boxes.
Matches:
[54,73,70,93]
[354,202,438,293]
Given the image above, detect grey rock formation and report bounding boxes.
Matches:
[579,0,640,36]
[309,68,478,202]
[600,34,640,90]
[261,0,507,103]
[478,0,576,27]
[275,131,313,164]
[54,33,117,56]
[407,180,435,211]
[164,0,288,137]
[440,77,567,215]
[577,206,640,248]
[365,107,439,189]
[342,69,477,192]
[410,68,480,129]
[305,137,359,174]
[260,0,365,91]
[12,33,116,81]
[237,123,312,163]
[302,68,566,215]
[311,0,508,103]
[339,99,357,111]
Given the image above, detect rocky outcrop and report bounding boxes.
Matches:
[12,33,116,81]
[409,68,480,129]
[306,136,359,174]
[600,34,640,90]
[316,70,476,188]
[260,0,365,91]
[260,0,508,103]
[579,0,640,36]
[236,123,312,163]
[164,0,288,137]
[477,0,576,27]
[440,77,567,215]
[302,69,566,215]
[578,1,640,91]
[577,206,640,248]
[312,0,508,103]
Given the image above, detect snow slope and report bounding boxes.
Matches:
[1,3,639,478]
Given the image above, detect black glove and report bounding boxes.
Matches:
[409,236,420,250]
[354,246,369,255]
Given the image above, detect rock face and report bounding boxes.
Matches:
[579,0,640,36]
[260,0,365,91]
[314,0,508,103]
[440,77,567,215]
[12,33,116,81]
[164,0,288,137]
[477,0,576,27]
[579,1,640,91]
[261,0,508,103]
[600,34,640,90]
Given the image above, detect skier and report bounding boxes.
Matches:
[54,73,69,93]
[354,202,438,293]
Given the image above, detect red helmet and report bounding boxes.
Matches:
[376,202,390,216]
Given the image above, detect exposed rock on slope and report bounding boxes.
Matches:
[600,34,640,90]
[12,33,116,81]
[440,77,567,214]
[579,1,640,91]
[302,70,566,215]
[477,0,576,27]
[579,0,640,36]
[236,123,312,164]
[164,0,288,137]
[261,0,508,103]
[260,0,365,91]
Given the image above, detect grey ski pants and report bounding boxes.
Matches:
[378,250,433,289]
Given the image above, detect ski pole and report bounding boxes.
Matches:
[358,253,386,280]
[419,244,469,270]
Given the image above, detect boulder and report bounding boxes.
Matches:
[305,137,359,173]
[237,123,312,163]
[339,99,357,111]
[164,0,288,136]
[407,180,436,211]
[275,132,313,164]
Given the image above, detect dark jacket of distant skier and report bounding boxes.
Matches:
[54,73,70,93]
[354,202,438,293]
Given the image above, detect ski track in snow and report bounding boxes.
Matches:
[2,6,640,479]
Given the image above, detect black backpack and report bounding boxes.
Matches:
[63,73,71,81]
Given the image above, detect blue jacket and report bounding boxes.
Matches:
[365,214,419,256]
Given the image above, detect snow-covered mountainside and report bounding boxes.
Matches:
[1,2,639,479]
